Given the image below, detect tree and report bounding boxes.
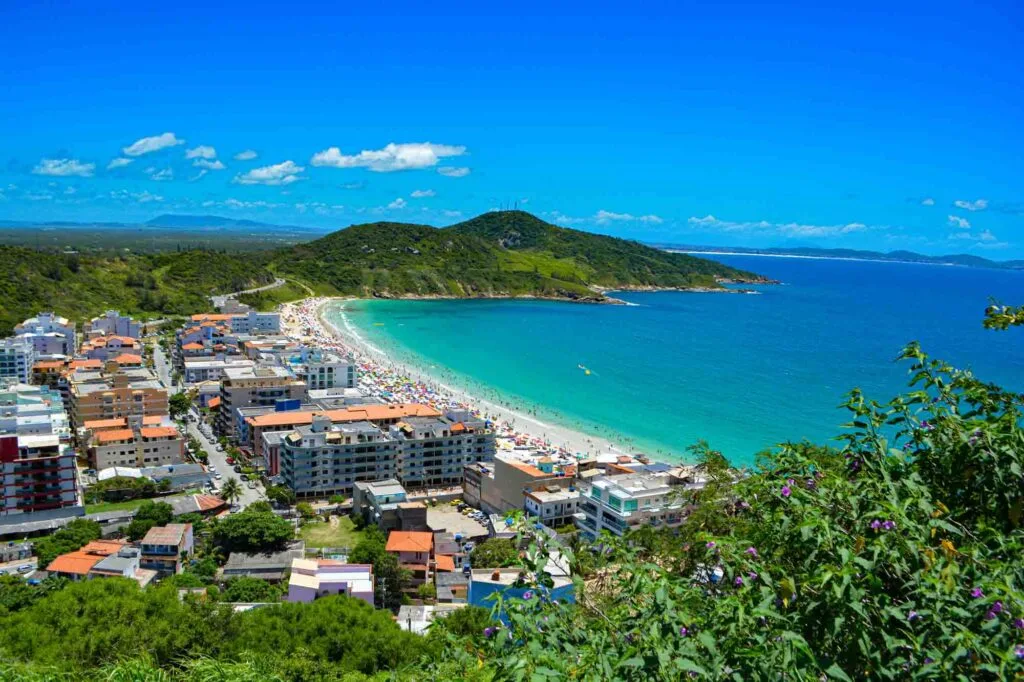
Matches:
[213,510,294,553]
[221,576,282,603]
[169,392,193,419]
[265,485,295,506]
[417,582,436,602]
[247,500,272,514]
[296,502,315,520]
[469,538,519,568]
[33,519,101,568]
[349,528,408,611]
[124,500,175,541]
[220,478,243,505]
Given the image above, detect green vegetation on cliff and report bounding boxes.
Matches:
[272,211,766,300]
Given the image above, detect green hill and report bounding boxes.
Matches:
[272,211,768,300]
[0,247,275,335]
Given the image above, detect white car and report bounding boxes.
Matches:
[214,473,223,480]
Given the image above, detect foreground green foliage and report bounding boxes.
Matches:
[31,519,101,569]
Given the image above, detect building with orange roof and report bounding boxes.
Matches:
[140,523,194,575]
[80,335,141,362]
[30,359,67,389]
[434,554,456,572]
[475,453,564,516]
[386,530,434,586]
[46,540,126,579]
[111,353,143,367]
[86,416,184,470]
[68,366,168,428]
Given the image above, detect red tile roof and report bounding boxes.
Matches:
[140,426,179,439]
[94,428,135,444]
[207,396,221,409]
[435,554,456,572]
[83,417,127,431]
[113,353,143,364]
[181,342,204,351]
[248,403,440,428]
[47,540,126,575]
[386,531,433,554]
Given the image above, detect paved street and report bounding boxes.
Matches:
[152,342,180,396]
[209,277,286,310]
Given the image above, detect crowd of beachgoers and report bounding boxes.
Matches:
[280,298,634,462]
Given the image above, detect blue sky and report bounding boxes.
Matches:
[1,1,1021,256]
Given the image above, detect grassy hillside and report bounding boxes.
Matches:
[0,246,275,335]
[272,211,768,300]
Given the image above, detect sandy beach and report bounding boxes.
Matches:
[279,297,634,460]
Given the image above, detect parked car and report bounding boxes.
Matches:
[240,474,249,482]
[247,481,257,489]
[214,473,222,480]
[226,457,235,465]
[233,465,242,473]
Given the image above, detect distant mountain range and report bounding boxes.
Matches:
[0,214,325,233]
[657,244,1024,271]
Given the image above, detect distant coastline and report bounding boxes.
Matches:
[661,245,1024,271]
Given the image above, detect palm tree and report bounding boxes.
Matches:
[220,478,243,505]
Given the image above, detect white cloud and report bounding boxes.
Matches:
[437,166,470,178]
[947,215,971,229]
[110,190,163,203]
[920,198,935,206]
[233,149,258,161]
[203,198,282,210]
[189,170,208,182]
[953,199,988,211]
[595,209,664,225]
[185,145,216,159]
[687,214,870,238]
[106,157,133,170]
[122,132,184,156]
[147,167,174,181]
[25,192,53,201]
[340,181,364,190]
[233,160,304,186]
[387,197,407,209]
[442,209,463,219]
[410,189,435,198]
[32,158,95,177]
[64,186,77,195]
[311,142,466,172]
[949,229,1003,247]
[193,158,225,170]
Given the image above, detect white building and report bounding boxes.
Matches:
[83,311,142,340]
[524,484,581,529]
[390,412,495,488]
[0,384,71,440]
[575,471,690,539]
[0,339,35,386]
[302,351,355,390]
[229,311,281,335]
[14,312,76,357]
[182,357,255,384]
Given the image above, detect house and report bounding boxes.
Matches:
[222,546,305,582]
[166,494,226,517]
[285,558,374,605]
[396,603,467,634]
[46,540,126,580]
[468,552,575,620]
[139,523,194,575]
[385,530,433,586]
[352,479,427,532]
[89,546,158,586]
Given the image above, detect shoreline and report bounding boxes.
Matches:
[280,297,640,461]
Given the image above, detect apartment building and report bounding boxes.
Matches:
[183,356,254,384]
[86,420,184,470]
[352,478,428,532]
[140,523,193,576]
[0,338,35,385]
[390,412,495,488]
[0,433,81,523]
[82,311,141,340]
[0,384,70,440]
[13,312,76,358]
[300,351,356,390]
[249,403,441,465]
[575,471,694,539]
[68,366,168,429]
[190,310,280,334]
[79,335,142,362]
[216,365,306,438]
[472,454,563,515]
[279,416,399,498]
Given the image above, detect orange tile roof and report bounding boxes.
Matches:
[386,531,433,554]
[183,326,201,335]
[113,353,143,364]
[94,428,135,444]
[143,416,162,425]
[33,360,66,370]
[195,494,226,511]
[207,396,221,409]
[141,426,179,438]
[248,403,441,428]
[181,342,204,351]
[107,336,138,345]
[70,359,102,369]
[47,540,126,575]
[192,313,233,322]
[435,554,456,572]
[505,460,548,478]
[83,417,128,431]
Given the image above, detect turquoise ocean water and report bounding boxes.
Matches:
[327,255,1024,467]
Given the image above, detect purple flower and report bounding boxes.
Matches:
[1017,645,1024,660]
[734,576,744,587]
[1014,618,1024,630]
[523,591,534,600]
[748,571,759,580]
[745,546,758,558]
[805,478,816,490]
[971,587,984,599]
[924,657,934,665]
[991,600,1003,614]
[870,520,881,530]
[881,520,896,531]
[484,626,496,638]
[786,478,795,486]
[921,420,934,431]
[679,626,689,637]
[985,609,997,621]
[706,541,716,549]
[781,485,791,498]
[908,611,919,621]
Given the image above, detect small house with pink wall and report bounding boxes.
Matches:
[285,558,374,605]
